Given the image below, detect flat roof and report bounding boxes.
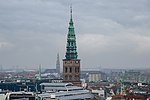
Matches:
[40,83,73,87]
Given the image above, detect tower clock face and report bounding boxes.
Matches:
[75,61,78,63]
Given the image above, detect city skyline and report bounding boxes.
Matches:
[0,0,150,69]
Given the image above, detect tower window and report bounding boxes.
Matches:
[75,75,78,80]
[65,75,68,80]
[65,67,68,73]
[75,67,77,73]
[69,75,72,80]
[78,67,80,72]
[70,67,72,73]
[75,67,80,73]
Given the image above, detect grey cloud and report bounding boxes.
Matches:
[0,0,150,69]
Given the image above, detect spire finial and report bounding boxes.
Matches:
[70,4,72,19]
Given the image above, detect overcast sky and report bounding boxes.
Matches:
[0,0,150,70]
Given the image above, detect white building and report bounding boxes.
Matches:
[88,71,102,82]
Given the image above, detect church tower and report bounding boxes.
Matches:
[56,53,60,74]
[63,6,81,86]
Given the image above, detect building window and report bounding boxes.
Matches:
[69,75,72,80]
[74,76,76,80]
[78,67,80,72]
[75,75,78,81]
[65,67,68,73]
[70,67,72,73]
[65,75,68,80]
[75,67,77,73]
[75,67,79,73]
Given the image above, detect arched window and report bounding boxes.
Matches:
[69,75,72,80]
[70,67,72,73]
[65,75,68,80]
[65,67,68,73]
[78,67,80,72]
[75,75,78,80]
[75,67,77,73]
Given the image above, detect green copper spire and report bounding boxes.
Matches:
[65,6,78,60]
